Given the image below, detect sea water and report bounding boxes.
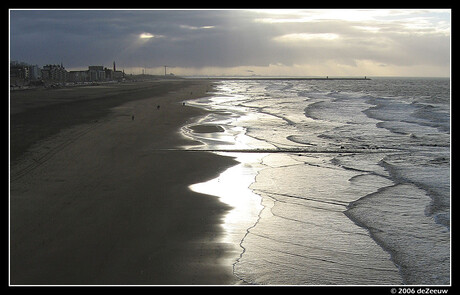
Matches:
[182,78,450,285]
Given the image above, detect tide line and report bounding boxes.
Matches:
[155,147,397,154]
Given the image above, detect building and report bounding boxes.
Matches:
[104,67,113,81]
[41,64,68,82]
[10,61,42,80]
[28,65,42,80]
[88,66,105,81]
[11,60,125,85]
[68,70,89,82]
[10,62,28,80]
[10,61,43,87]
[68,63,123,83]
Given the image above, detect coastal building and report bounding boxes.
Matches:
[10,61,41,81]
[41,64,68,82]
[10,61,43,87]
[28,65,41,80]
[112,61,125,81]
[68,64,124,83]
[68,70,89,82]
[113,70,124,81]
[10,60,125,85]
[88,66,106,81]
[10,62,28,80]
[104,67,113,81]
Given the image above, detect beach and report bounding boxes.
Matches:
[10,9,450,287]
[10,79,241,285]
[9,77,450,286]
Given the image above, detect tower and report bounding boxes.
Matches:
[113,61,116,72]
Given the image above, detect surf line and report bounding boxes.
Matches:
[154,147,397,154]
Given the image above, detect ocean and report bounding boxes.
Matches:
[182,77,450,285]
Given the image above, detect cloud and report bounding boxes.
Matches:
[179,24,215,30]
[9,9,451,76]
[273,33,340,42]
[139,32,154,39]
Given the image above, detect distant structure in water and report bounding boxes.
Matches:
[216,76,371,81]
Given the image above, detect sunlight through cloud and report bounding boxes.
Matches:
[139,32,154,39]
[274,33,340,42]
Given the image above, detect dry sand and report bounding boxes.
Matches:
[10,79,242,285]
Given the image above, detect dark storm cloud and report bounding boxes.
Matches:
[10,10,297,68]
[10,10,251,67]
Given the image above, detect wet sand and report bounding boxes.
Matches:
[188,124,225,133]
[10,79,241,285]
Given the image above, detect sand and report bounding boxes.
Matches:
[188,124,225,133]
[9,79,242,285]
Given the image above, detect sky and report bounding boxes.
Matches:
[9,9,451,77]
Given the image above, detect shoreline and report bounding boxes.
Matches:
[183,78,450,285]
[10,79,242,285]
[176,84,404,285]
